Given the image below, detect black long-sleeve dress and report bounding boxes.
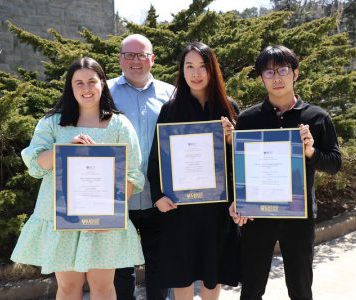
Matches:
[147,96,241,289]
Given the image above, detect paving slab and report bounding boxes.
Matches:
[2,216,355,300]
[132,231,356,300]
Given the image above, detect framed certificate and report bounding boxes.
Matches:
[232,129,307,218]
[157,120,228,205]
[54,144,127,230]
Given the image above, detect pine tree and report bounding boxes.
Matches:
[342,0,356,45]
[145,4,159,28]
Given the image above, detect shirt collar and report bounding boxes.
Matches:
[262,95,306,113]
[116,73,154,91]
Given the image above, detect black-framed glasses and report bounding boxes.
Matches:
[121,52,152,61]
[262,66,291,79]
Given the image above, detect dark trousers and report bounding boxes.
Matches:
[240,219,315,300]
[114,208,168,300]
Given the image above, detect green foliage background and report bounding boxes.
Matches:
[0,0,355,262]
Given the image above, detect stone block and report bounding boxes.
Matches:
[0,0,115,75]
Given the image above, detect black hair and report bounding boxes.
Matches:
[170,42,237,122]
[255,45,299,76]
[46,57,119,126]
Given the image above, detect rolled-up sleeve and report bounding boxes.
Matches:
[118,115,145,193]
[21,116,55,179]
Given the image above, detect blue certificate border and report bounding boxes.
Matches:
[157,120,228,204]
[232,129,307,218]
[54,144,127,230]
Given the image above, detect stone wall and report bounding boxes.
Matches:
[0,0,115,75]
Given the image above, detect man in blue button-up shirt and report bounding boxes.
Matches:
[108,34,174,300]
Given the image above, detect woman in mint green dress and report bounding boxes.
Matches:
[11,57,144,300]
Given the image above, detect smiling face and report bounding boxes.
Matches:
[119,36,155,88]
[183,50,209,97]
[71,68,103,111]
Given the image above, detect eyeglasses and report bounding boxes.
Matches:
[121,52,152,61]
[262,66,291,79]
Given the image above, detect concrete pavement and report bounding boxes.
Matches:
[2,219,354,299]
[217,230,356,299]
[34,229,356,300]
[130,230,356,300]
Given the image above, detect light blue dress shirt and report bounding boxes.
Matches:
[108,74,175,210]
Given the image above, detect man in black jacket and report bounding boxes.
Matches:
[230,45,341,300]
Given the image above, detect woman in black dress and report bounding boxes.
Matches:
[147,42,240,299]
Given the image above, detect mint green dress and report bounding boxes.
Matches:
[11,113,145,274]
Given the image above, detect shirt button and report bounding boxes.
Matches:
[281,116,284,119]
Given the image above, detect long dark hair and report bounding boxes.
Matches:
[170,42,237,122]
[46,57,119,126]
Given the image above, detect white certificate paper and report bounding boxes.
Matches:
[67,157,115,215]
[245,141,292,202]
[170,133,216,191]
